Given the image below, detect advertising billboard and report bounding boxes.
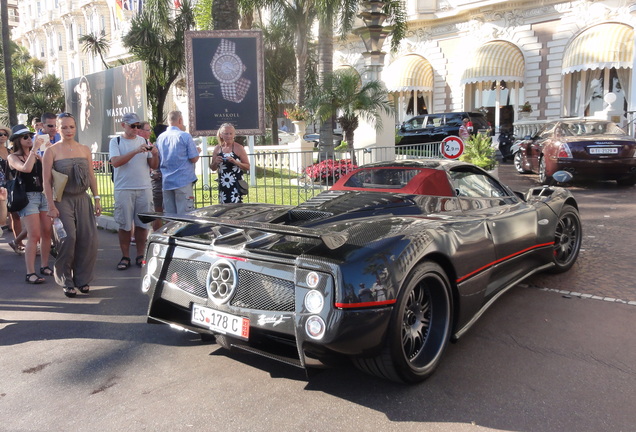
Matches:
[185,30,265,136]
[64,61,147,152]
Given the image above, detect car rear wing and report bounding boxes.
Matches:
[139,212,349,250]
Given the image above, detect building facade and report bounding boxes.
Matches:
[11,0,636,138]
[336,0,636,136]
[12,0,135,82]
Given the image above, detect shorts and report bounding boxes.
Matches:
[151,177,163,210]
[18,191,49,217]
[114,188,153,232]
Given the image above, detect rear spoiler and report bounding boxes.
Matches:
[139,212,349,250]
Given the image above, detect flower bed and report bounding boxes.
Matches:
[305,159,358,182]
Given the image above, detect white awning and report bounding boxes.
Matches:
[384,55,434,92]
[461,41,525,85]
[562,23,634,74]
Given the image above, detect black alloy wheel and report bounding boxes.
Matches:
[353,261,452,383]
[549,204,582,273]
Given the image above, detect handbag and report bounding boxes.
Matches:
[6,172,29,212]
[237,179,249,195]
[52,169,69,202]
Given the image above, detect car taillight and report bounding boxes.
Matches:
[556,142,573,158]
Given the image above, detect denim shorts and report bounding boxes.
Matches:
[18,191,49,217]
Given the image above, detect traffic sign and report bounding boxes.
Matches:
[440,136,464,159]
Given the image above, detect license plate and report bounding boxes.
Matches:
[192,304,250,340]
[589,147,618,154]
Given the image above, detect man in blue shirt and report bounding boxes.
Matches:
[156,111,200,214]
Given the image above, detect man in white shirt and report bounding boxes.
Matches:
[109,112,159,270]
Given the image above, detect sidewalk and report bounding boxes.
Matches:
[0,217,141,294]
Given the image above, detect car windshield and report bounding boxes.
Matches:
[561,121,625,136]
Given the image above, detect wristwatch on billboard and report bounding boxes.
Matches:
[210,39,251,103]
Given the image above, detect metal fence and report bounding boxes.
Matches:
[92,141,442,213]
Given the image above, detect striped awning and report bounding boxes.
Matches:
[562,23,633,74]
[461,41,525,85]
[384,55,434,92]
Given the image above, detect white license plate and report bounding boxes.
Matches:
[589,147,618,154]
[192,304,250,340]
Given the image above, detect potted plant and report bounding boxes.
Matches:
[459,133,497,174]
[518,101,532,118]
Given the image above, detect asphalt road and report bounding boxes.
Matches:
[1,163,635,432]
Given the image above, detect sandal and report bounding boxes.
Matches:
[77,285,90,294]
[9,240,24,255]
[40,266,54,276]
[117,256,131,270]
[135,255,145,267]
[26,273,45,284]
[63,286,77,298]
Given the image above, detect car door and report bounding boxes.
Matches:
[449,167,539,297]
[526,124,554,171]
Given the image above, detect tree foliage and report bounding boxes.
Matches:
[309,69,393,163]
[122,0,196,123]
[1,43,64,124]
[79,33,111,70]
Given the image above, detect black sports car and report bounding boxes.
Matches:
[140,159,582,383]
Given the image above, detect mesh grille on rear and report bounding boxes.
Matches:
[164,259,210,298]
[231,270,295,312]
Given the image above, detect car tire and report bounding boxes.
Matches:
[353,261,452,383]
[514,152,530,174]
[539,156,551,184]
[548,204,582,274]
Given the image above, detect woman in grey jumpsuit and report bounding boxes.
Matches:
[42,113,102,298]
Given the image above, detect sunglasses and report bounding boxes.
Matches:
[46,124,56,128]
[0,133,7,137]
[130,124,142,129]
[57,112,74,119]
[20,134,33,140]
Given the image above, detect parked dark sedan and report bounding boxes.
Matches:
[397,112,489,145]
[139,159,581,383]
[513,119,636,185]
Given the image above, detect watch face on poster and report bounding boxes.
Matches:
[186,30,265,136]
[212,53,243,83]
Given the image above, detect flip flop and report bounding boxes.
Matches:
[40,266,54,276]
[117,256,131,270]
[25,273,45,284]
[9,240,24,255]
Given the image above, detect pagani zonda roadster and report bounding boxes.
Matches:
[140,159,581,383]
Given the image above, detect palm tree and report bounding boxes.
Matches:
[259,20,296,144]
[314,0,406,150]
[79,33,111,70]
[1,0,17,125]
[123,0,196,123]
[212,0,240,29]
[258,0,316,106]
[309,68,393,165]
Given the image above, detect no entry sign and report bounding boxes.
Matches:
[440,136,464,159]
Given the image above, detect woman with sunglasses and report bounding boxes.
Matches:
[42,113,101,298]
[7,124,52,285]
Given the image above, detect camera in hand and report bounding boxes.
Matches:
[145,145,153,151]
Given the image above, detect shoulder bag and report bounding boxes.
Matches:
[6,172,29,212]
